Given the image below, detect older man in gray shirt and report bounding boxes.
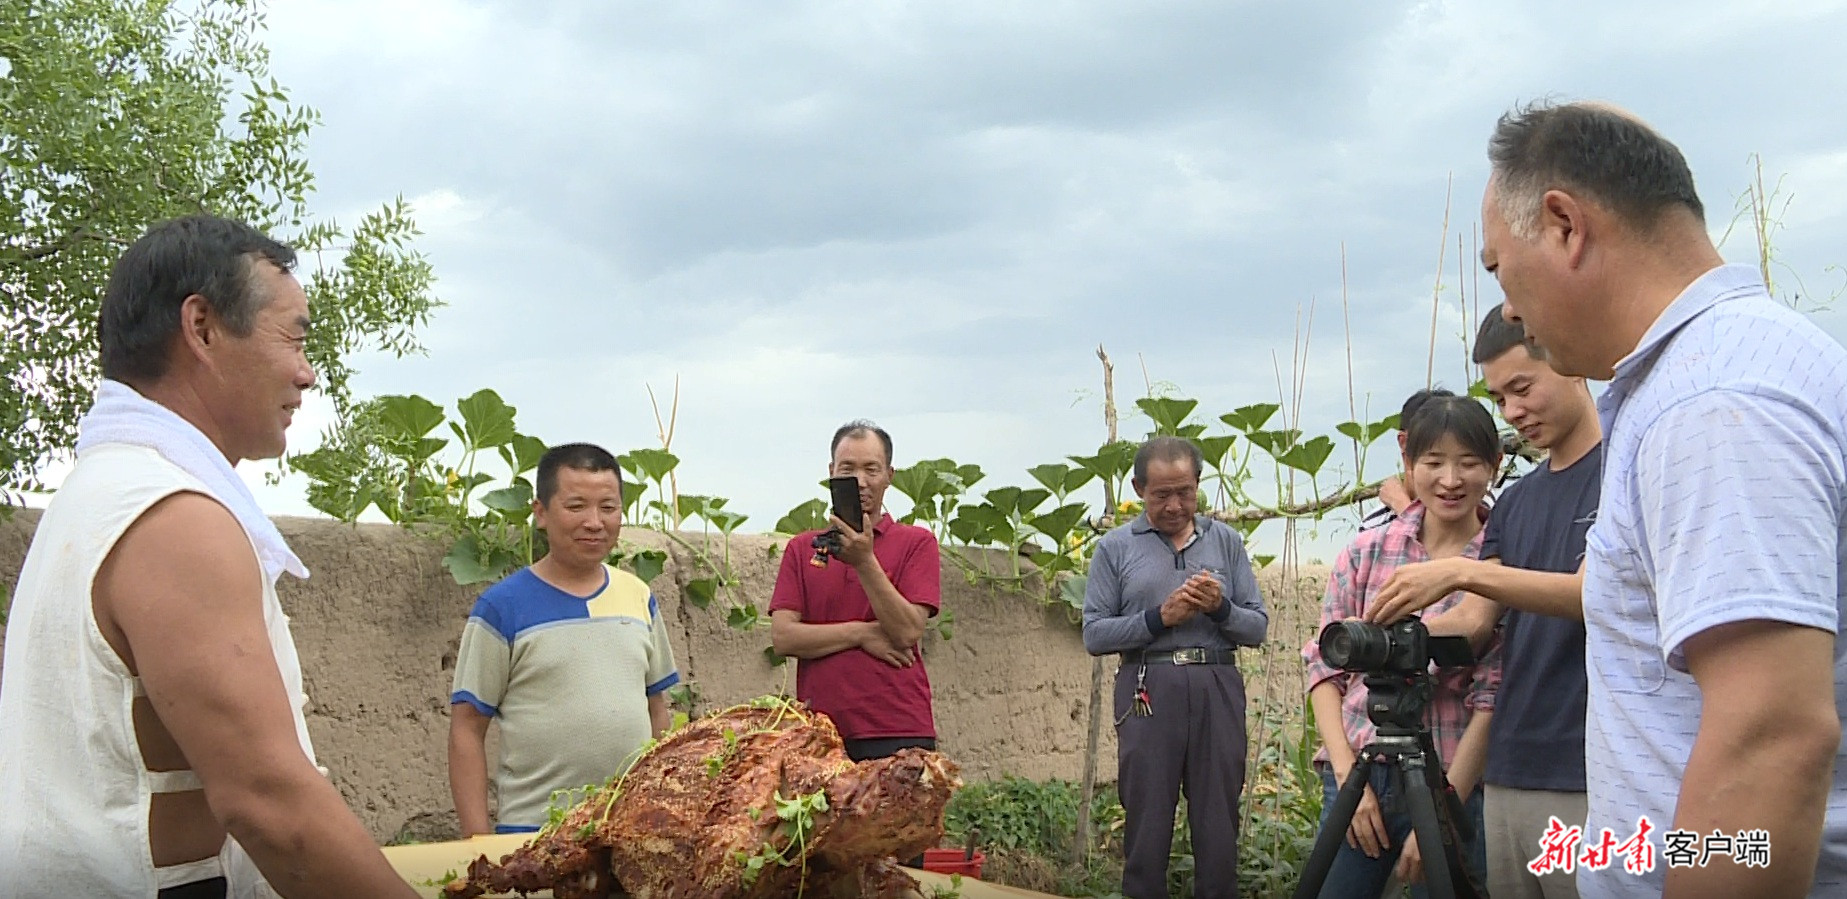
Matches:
[1084,436,1269,899]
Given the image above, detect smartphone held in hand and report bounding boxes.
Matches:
[830,475,863,532]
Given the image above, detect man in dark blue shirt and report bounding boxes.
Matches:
[1367,306,1600,898]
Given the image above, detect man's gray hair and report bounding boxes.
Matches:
[830,418,893,465]
[1488,100,1704,239]
[1132,436,1203,486]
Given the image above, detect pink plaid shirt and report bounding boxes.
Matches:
[1302,501,1500,770]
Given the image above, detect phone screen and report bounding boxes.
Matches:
[829,476,863,532]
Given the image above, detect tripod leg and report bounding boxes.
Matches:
[1401,763,1473,899]
[1292,758,1374,899]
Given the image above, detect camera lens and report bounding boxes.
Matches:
[1319,620,1392,672]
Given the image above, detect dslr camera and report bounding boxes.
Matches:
[1317,616,1474,675]
[1317,617,1476,732]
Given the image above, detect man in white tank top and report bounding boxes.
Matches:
[0,216,418,899]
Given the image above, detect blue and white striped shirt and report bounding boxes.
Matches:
[1581,263,1847,897]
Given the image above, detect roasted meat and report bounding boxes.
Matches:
[444,697,960,898]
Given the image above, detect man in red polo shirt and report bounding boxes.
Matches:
[769,419,942,761]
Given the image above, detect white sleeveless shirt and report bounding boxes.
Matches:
[0,443,317,898]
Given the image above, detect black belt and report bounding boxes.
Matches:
[1127,647,1237,666]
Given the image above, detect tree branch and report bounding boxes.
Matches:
[1215,481,1381,523]
[2,226,128,265]
[1080,480,1385,535]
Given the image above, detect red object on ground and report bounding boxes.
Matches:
[921,848,986,878]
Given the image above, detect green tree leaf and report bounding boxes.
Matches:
[456,389,517,450]
[480,482,534,514]
[1194,434,1239,471]
[726,604,761,631]
[1027,463,1073,494]
[949,504,1008,546]
[1014,488,1052,517]
[1244,428,1302,457]
[892,459,952,505]
[1028,502,1089,546]
[706,509,748,535]
[1096,440,1138,480]
[0,2,439,493]
[1136,397,1199,436]
[983,487,1023,517]
[620,479,647,518]
[1336,418,1396,449]
[378,395,445,439]
[675,494,715,522]
[442,535,499,585]
[1277,435,1336,477]
[686,576,720,609]
[509,434,548,474]
[775,499,829,534]
[616,547,668,584]
[1220,403,1281,434]
[619,448,680,485]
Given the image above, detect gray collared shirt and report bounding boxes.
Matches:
[1081,513,1268,656]
[1580,263,1847,897]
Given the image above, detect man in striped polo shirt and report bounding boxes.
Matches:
[448,443,680,835]
[1482,100,1847,897]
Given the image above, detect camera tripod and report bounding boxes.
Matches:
[1293,698,1483,898]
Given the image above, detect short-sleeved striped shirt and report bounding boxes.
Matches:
[450,564,680,830]
[1582,264,1847,898]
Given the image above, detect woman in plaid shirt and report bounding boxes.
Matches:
[1303,395,1503,896]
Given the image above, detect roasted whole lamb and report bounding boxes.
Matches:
[444,697,961,899]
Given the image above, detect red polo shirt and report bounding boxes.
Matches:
[768,514,941,740]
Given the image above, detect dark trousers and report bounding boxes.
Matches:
[1115,661,1248,899]
[844,735,937,762]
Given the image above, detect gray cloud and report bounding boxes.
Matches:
[225,0,1847,560]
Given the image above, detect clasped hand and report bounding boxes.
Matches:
[1159,571,1224,627]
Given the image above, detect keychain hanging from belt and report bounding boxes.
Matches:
[1116,660,1154,725]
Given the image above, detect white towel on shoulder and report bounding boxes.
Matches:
[75,379,309,583]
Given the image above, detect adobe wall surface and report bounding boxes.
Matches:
[0,510,1324,843]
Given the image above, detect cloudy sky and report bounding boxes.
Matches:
[157,0,1847,560]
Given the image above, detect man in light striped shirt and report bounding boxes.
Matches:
[1481,100,1847,898]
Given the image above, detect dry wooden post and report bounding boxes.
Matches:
[646,377,682,527]
[1075,344,1117,869]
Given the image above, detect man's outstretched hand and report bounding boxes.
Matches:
[1365,557,1471,625]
